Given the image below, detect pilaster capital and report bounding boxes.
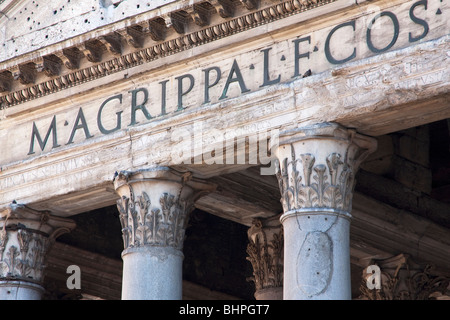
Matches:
[360,254,450,300]
[0,202,76,284]
[113,167,216,252]
[273,122,377,219]
[246,215,283,293]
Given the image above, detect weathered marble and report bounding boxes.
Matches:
[113,167,214,299]
[0,202,75,300]
[274,122,377,299]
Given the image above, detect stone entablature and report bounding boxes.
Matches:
[0,0,339,106]
[0,0,448,302]
[0,0,227,61]
[0,35,447,216]
[1,0,448,110]
[0,0,448,217]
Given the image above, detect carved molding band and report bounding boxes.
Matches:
[0,202,76,283]
[0,0,336,109]
[246,215,283,292]
[359,254,450,300]
[113,167,215,252]
[274,122,377,217]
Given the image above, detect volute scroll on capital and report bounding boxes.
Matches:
[272,122,377,216]
[113,167,216,251]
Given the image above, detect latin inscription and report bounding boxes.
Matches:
[12,0,448,156]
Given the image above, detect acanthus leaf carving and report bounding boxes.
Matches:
[116,190,191,251]
[0,227,51,282]
[0,202,75,284]
[276,150,355,212]
[189,3,212,26]
[246,216,284,291]
[57,48,82,70]
[359,254,450,300]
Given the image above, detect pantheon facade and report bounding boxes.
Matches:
[0,0,449,300]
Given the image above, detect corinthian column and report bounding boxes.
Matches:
[0,202,76,300]
[246,215,284,300]
[113,167,215,300]
[273,122,377,300]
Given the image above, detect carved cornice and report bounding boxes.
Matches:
[274,123,377,216]
[0,0,336,109]
[359,254,450,300]
[0,202,76,284]
[246,215,283,291]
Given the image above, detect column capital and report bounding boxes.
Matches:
[360,254,450,300]
[113,166,216,252]
[0,202,76,284]
[274,122,377,220]
[246,214,283,299]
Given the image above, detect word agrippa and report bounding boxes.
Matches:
[27,0,433,157]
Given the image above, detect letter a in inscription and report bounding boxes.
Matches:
[219,59,250,100]
[67,107,94,145]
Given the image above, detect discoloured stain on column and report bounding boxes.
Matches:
[297,230,332,297]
